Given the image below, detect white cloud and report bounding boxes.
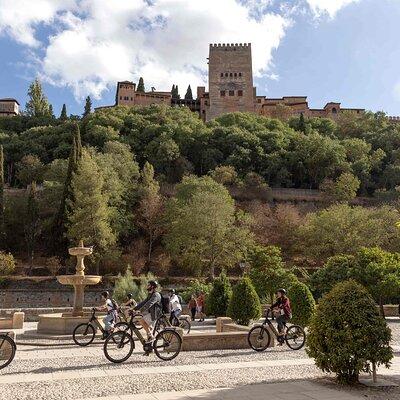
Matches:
[306,0,360,18]
[0,0,362,101]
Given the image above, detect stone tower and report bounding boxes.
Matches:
[207,43,255,121]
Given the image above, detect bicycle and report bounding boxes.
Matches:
[72,308,129,347]
[153,312,191,335]
[248,309,306,351]
[0,332,16,370]
[103,311,182,363]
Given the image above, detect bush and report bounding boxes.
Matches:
[207,270,232,317]
[180,279,212,303]
[306,280,392,384]
[0,252,15,275]
[227,276,261,325]
[288,281,315,327]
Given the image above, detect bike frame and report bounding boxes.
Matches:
[87,310,106,334]
[262,310,283,338]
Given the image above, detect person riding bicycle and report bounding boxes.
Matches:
[168,289,182,326]
[122,293,137,308]
[133,280,162,342]
[270,288,292,344]
[95,290,118,339]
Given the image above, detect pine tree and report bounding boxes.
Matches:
[60,104,68,121]
[51,123,82,260]
[67,149,115,274]
[25,182,41,273]
[184,85,193,100]
[25,78,52,117]
[83,96,92,117]
[137,77,145,92]
[0,145,5,249]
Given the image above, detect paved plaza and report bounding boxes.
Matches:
[1,320,400,400]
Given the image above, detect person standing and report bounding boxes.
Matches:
[188,294,198,321]
[197,291,206,322]
[168,289,182,325]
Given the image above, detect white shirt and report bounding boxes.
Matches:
[106,299,114,312]
[169,294,182,312]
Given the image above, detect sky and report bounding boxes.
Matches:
[0,0,399,116]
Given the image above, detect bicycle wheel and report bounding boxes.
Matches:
[73,323,96,347]
[248,325,271,352]
[285,325,306,350]
[103,331,134,363]
[153,329,182,361]
[179,318,191,335]
[0,335,16,369]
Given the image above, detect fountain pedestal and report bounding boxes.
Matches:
[37,241,102,334]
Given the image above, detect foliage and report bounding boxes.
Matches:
[83,96,92,117]
[207,270,232,317]
[209,165,239,186]
[137,77,145,92]
[227,276,261,325]
[46,256,62,276]
[298,204,400,262]
[165,175,253,277]
[248,245,298,303]
[0,251,15,275]
[184,85,193,100]
[180,279,212,303]
[0,145,5,248]
[25,78,52,118]
[306,280,393,384]
[16,155,45,187]
[320,172,360,203]
[288,280,315,326]
[60,104,68,121]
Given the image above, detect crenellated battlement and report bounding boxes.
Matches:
[210,43,251,50]
[388,116,400,123]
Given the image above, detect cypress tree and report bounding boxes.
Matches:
[25,182,40,273]
[175,85,180,99]
[299,113,306,132]
[49,104,55,119]
[51,123,82,260]
[60,104,68,121]
[184,85,193,100]
[137,77,145,92]
[0,145,5,249]
[83,96,92,117]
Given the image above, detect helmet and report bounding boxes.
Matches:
[277,288,286,295]
[169,289,175,294]
[101,290,109,298]
[127,293,132,299]
[148,280,158,289]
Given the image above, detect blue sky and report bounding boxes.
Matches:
[0,0,399,117]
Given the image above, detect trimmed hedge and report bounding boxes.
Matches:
[207,270,232,317]
[288,280,315,327]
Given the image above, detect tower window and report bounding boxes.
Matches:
[220,73,223,77]
[234,73,237,77]
[332,107,337,114]
[220,90,226,97]
[238,90,243,96]
[230,73,233,77]
[119,96,122,100]
[229,90,234,96]
[225,73,228,77]
[239,72,242,77]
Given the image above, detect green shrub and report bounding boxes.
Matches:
[227,276,261,325]
[0,251,15,275]
[113,268,157,303]
[306,280,392,384]
[207,270,232,317]
[288,281,315,326]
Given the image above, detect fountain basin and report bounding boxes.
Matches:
[56,275,101,286]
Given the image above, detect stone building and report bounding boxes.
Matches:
[96,43,368,122]
[0,98,19,117]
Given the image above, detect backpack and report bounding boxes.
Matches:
[177,294,183,305]
[111,298,119,311]
[160,295,170,314]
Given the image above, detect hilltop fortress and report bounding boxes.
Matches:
[97,42,375,122]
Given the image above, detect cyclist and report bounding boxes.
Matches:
[134,280,162,343]
[168,289,182,326]
[96,290,118,339]
[271,288,292,344]
[122,293,137,308]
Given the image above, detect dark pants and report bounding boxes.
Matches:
[169,309,181,325]
[190,307,196,321]
[276,314,288,334]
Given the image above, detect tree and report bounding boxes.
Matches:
[137,77,145,92]
[25,78,52,117]
[320,172,360,203]
[60,104,68,121]
[171,85,180,100]
[248,245,298,304]
[52,124,82,260]
[227,276,261,325]
[137,162,164,267]
[24,182,41,273]
[288,281,315,326]
[83,96,92,117]
[306,280,392,384]
[67,149,115,274]
[16,155,45,187]
[207,270,232,317]
[164,176,253,277]
[298,113,306,132]
[209,165,238,186]
[0,251,15,275]
[0,145,5,248]
[184,85,193,100]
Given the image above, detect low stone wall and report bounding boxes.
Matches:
[0,307,93,322]
[182,331,249,351]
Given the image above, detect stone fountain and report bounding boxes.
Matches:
[37,241,102,334]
